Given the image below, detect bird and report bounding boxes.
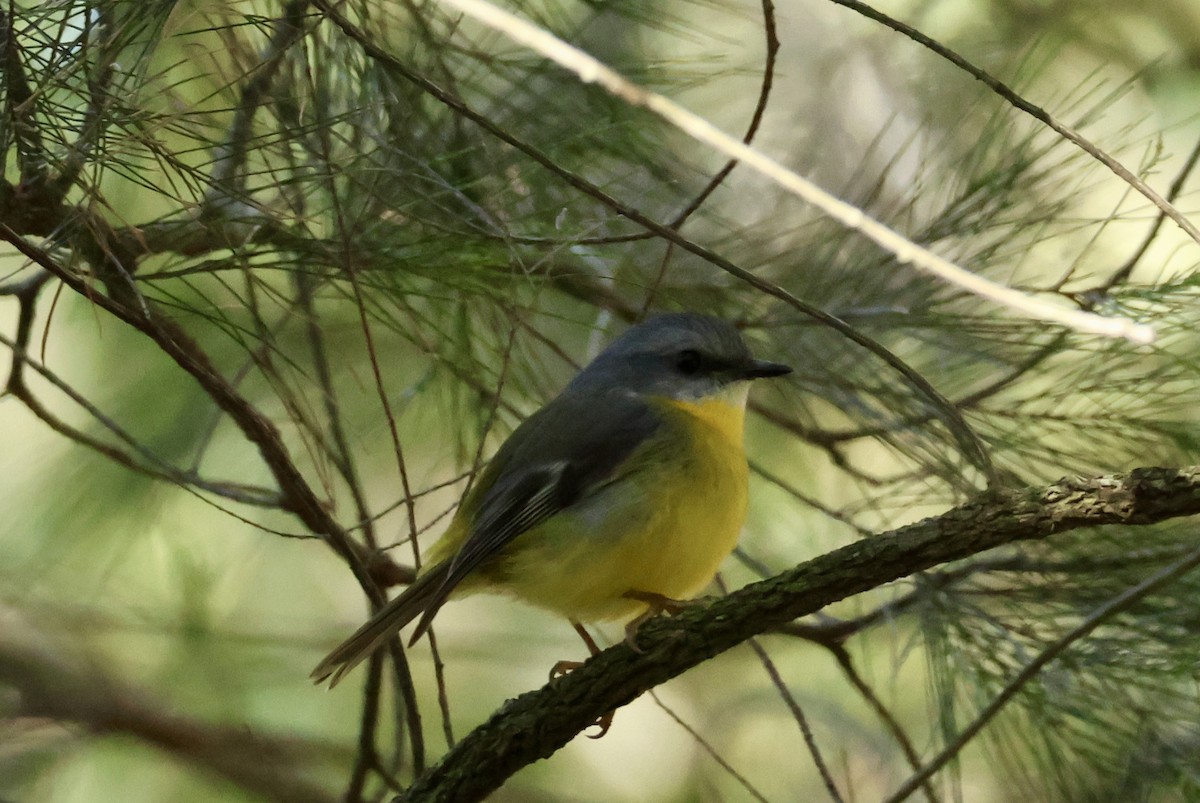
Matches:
[312,312,791,688]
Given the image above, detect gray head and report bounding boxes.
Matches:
[565,313,791,400]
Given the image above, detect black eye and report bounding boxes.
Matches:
[676,348,702,375]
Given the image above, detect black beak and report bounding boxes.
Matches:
[740,359,792,379]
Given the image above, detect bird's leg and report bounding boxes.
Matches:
[549,620,602,679]
[549,620,614,738]
[622,590,697,652]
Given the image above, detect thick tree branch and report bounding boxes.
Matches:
[395,466,1200,802]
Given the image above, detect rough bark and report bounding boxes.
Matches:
[395,467,1200,802]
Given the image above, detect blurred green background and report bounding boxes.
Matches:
[2,0,1200,800]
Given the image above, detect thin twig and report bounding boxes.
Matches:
[1100,134,1200,290]
[386,639,426,774]
[297,272,378,547]
[0,329,282,507]
[648,688,771,803]
[0,268,49,386]
[429,628,456,749]
[715,573,842,800]
[747,637,845,803]
[828,644,940,803]
[1,8,47,184]
[882,542,1200,803]
[205,0,314,209]
[824,0,1200,252]
[666,0,778,229]
[346,652,386,802]
[49,6,116,202]
[750,459,872,536]
[432,0,1156,345]
[323,0,999,487]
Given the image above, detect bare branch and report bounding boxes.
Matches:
[0,328,283,507]
[432,0,1157,345]
[746,637,845,803]
[831,645,941,803]
[393,466,1200,802]
[823,0,1200,252]
[313,0,998,488]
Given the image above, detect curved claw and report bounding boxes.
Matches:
[549,659,583,681]
[586,710,615,739]
[555,621,617,737]
[549,658,615,738]
[622,590,697,651]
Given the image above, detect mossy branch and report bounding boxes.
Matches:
[395,466,1200,802]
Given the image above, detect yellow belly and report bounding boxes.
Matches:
[491,391,751,622]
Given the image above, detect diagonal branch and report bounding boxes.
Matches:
[430,0,1157,345]
[205,0,314,211]
[314,0,997,489]
[0,218,428,774]
[0,222,356,558]
[394,466,1200,802]
[1,7,47,186]
[824,0,1200,251]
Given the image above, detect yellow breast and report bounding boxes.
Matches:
[498,384,752,622]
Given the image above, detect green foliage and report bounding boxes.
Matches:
[2,0,1200,801]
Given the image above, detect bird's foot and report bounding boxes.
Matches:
[621,590,697,652]
[548,650,614,739]
[586,711,615,739]
[549,659,583,680]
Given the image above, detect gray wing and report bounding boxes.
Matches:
[408,390,662,639]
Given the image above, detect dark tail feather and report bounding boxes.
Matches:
[311,562,454,688]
